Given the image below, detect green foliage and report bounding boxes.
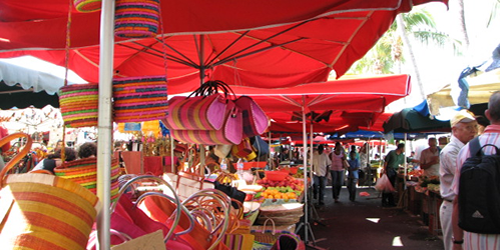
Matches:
[348,7,460,75]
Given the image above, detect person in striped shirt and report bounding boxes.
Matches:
[451,91,500,250]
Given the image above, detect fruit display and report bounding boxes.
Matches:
[255,175,304,202]
[256,174,304,191]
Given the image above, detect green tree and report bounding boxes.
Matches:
[348,8,460,100]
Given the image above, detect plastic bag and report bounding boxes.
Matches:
[374,174,395,193]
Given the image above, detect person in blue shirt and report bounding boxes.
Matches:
[347,150,360,202]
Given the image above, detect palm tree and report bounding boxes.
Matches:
[348,8,460,100]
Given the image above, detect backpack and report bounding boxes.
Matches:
[458,137,500,234]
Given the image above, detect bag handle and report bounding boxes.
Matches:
[0,133,32,186]
[188,80,236,100]
[182,189,232,250]
[261,218,277,235]
[112,175,182,243]
[135,192,196,236]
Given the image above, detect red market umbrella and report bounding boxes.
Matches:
[0,1,444,247]
[0,0,446,92]
[230,74,411,133]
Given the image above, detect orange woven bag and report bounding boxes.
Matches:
[0,133,100,250]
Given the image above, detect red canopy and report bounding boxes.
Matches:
[0,0,446,92]
[230,74,411,133]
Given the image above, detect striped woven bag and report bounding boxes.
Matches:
[54,157,122,202]
[0,133,100,250]
[59,83,99,128]
[113,75,168,123]
[165,94,228,130]
[170,103,243,145]
[74,0,101,13]
[115,0,161,38]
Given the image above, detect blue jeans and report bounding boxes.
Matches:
[313,175,326,202]
[347,177,358,201]
[330,170,345,200]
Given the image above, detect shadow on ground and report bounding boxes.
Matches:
[295,187,444,250]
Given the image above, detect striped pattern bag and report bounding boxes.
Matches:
[170,103,243,145]
[113,75,168,123]
[165,94,228,130]
[0,174,100,250]
[54,157,122,202]
[59,83,99,128]
[115,0,161,38]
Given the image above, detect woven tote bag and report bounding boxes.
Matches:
[54,157,122,202]
[165,94,229,130]
[0,174,100,250]
[113,75,168,123]
[0,134,99,250]
[115,0,161,38]
[170,103,243,145]
[74,0,101,13]
[59,83,99,128]
[235,96,269,138]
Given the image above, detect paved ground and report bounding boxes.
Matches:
[295,186,444,250]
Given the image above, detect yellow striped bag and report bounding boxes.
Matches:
[0,173,100,250]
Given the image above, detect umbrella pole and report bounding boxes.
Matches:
[198,35,206,176]
[294,98,323,248]
[96,0,115,249]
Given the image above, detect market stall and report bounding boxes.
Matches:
[0,0,447,249]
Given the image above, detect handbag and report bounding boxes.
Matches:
[165,80,235,131]
[374,173,395,193]
[1,133,100,250]
[115,0,161,38]
[113,75,168,123]
[234,96,269,137]
[87,175,196,250]
[166,94,229,130]
[59,83,99,128]
[170,103,243,145]
[54,157,122,202]
[232,138,257,160]
[140,193,230,250]
[251,219,305,250]
[167,80,244,145]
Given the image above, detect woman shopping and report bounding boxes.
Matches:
[330,142,346,203]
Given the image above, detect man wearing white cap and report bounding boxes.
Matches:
[439,109,477,250]
[452,91,500,250]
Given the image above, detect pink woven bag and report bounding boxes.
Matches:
[235,95,269,137]
[170,102,243,145]
[165,94,228,130]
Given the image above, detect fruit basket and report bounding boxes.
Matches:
[256,202,304,225]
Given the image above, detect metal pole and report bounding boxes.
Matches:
[301,102,309,243]
[96,0,115,249]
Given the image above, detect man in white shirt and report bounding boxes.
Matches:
[439,109,477,250]
[312,145,331,206]
[420,137,440,177]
